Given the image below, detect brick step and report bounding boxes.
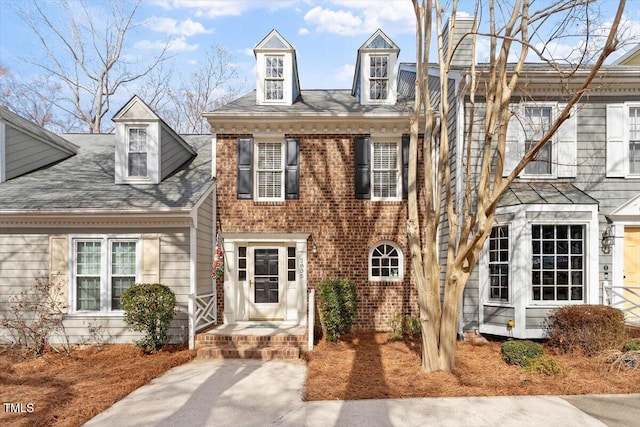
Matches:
[196,334,307,348]
[197,344,301,360]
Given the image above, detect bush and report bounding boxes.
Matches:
[501,340,544,367]
[623,338,640,352]
[316,279,357,342]
[1,277,70,358]
[544,305,626,356]
[122,284,175,353]
[388,314,421,341]
[525,354,565,376]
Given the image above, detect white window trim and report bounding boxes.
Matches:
[361,51,397,105]
[487,224,511,304]
[624,103,640,178]
[370,138,402,202]
[68,234,141,316]
[126,126,149,179]
[253,139,285,202]
[264,55,285,102]
[368,241,404,282]
[369,54,390,101]
[520,103,558,180]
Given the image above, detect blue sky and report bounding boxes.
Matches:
[1,0,639,102]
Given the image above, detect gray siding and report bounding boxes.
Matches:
[526,308,551,329]
[160,127,194,180]
[5,125,70,180]
[0,228,193,345]
[483,305,515,326]
[195,191,215,295]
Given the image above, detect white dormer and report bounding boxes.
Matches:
[112,95,196,185]
[352,29,400,106]
[254,29,300,106]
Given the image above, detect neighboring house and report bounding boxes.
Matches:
[205,24,640,339]
[0,97,216,348]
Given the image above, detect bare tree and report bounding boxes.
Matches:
[162,45,243,134]
[15,0,170,133]
[408,0,626,372]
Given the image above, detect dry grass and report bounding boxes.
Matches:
[304,331,640,401]
[0,344,195,427]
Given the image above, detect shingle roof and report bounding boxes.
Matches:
[209,89,414,116]
[498,182,598,207]
[0,134,213,211]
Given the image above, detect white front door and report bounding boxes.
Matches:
[248,246,285,320]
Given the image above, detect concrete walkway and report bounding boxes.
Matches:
[85,359,640,427]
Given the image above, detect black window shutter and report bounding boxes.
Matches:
[355,137,371,199]
[237,137,253,199]
[285,138,300,199]
[402,135,410,200]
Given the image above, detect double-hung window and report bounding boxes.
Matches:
[372,141,400,200]
[488,226,509,302]
[531,225,584,302]
[265,56,284,101]
[127,127,148,177]
[629,107,640,174]
[369,55,389,100]
[73,237,139,313]
[523,107,552,176]
[256,142,284,200]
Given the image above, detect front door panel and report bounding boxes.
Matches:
[249,247,285,320]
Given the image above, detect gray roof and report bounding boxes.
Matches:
[0,107,78,155]
[209,89,414,116]
[0,134,213,212]
[498,182,598,207]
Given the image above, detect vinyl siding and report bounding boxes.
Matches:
[195,191,215,296]
[4,125,70,180]
[160,126,194,180]
[483,305,514,326]
[0,228,193,345]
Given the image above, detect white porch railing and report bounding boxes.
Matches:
[194,291,217,332]
[605,283,640,321]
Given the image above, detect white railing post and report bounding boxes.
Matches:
[308,289,315,351]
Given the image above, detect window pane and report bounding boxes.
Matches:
[370,243,402,279]
[630,108,640,173]
[488,226,509,302]
[128,153,147,177]
[112,277,134,310]
[112,242,136,275]
[372,142,398,198]
[77,242,101,275]
[77,277,100,310]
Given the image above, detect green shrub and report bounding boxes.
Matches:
[388,314,421,341]
[501,340,544,367]
[544,305,626,356]
[623,338,640,352]
[122,283,176,353]
[316,279,357,342]
[525,354,565,376]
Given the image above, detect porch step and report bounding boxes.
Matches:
[195,324,307,361]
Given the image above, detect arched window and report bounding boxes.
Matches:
[369,241,403,281]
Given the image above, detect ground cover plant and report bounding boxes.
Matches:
[0,344,195,427]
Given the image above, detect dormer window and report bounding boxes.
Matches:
[127,127,148,177]
[370,55,389,100]
[265,56,284,101]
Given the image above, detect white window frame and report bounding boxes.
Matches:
[126,126,149,178]
[520,103,557,179]
[369,54,389,101]
[265,55,284,102]
[530,223,585,304]
[628,105,640,175]
[254,140,285,202]
[371,140,402,201]
[69,235,141,315]
[488,225,510,303]
[369,241,404,282]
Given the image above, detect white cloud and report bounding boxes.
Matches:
[305,0,414,35]
[240,48,254,57]
[146,17,213,37]
[187,59,198,65]
[135,37,198,52]
[335,64,355,82]
[298,27,309,36]
[154,0,293,18]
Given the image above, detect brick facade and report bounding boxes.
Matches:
[216,134,422,330]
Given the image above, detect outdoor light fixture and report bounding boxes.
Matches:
[312,243,317,253]
[601,226,614,254]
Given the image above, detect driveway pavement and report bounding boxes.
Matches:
[85,359,639,427]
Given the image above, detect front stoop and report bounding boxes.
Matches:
[195,325,308,360]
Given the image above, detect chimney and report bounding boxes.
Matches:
[443,16,475,68]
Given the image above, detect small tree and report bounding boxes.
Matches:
[1,277,69,358]
[122,283,175,353]
[316,279,358,342]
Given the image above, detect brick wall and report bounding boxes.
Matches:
[216,134,423,330]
